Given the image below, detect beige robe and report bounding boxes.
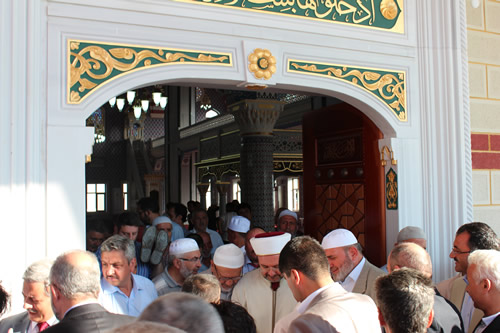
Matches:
[232,269,297,333]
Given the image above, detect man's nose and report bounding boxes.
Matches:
[23,301,33,310]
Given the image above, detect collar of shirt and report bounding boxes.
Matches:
[297,283,333,314]
[482,312,500,327]
[28,316,58,333]
[101,274,141,297]
[340,257,365,291]
[164,269,182,288]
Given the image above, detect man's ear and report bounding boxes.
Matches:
[427,309,434,328]
[210,261,216,274]
[348,246,358,260]
[50,284,60,301]
[290,269,301,285]
[377,307,387,327]
[173,258,182,270]
[483,278,492,292]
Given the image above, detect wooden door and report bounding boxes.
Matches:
[303,102,386,266]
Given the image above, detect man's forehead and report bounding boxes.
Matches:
[258,254,280,264]
[102,249,127,260]
[280,215,297,223]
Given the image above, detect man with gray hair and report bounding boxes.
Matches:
[181,274,221,303]
[139,292,224,333]
[376,268,435,333]
[44,250,133,333]
[153,238,202,295]
[99,234,157,316]
[465,249,500,332]
[0,259,57,332]
[388,242,464,333]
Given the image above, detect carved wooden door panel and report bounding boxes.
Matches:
[303,102,386,266]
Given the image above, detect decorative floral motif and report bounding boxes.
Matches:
[68,40,232,104]
[248,49,276,80]
[289,60,407,121]
[380,0,399,20]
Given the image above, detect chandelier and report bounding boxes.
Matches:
[108,85,168,119]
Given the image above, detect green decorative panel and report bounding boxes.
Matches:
[177,0,404,32]
[386,168,398,210]
[68,40,232,104]
[288,59,407,121]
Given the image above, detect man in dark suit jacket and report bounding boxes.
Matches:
[466,250,500,333]
[44,250,133,333]
[388,242,464,333]
[0,259,58,332]
[0,311,30,333]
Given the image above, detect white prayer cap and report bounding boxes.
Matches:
[169,238,199,256]
[321,229,357,249]
[152,216,173,227]
[278,209,298,221]
[397,226,426,243]
[228,216,251,233]
[250,232,291,256]
[213,244,244,269]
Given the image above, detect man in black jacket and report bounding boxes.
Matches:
[44,250,133,333]
[388,242,464,333]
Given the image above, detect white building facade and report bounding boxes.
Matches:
[1,0,477,313]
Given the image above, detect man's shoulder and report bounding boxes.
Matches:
[45,304,134,333]
[207,229,223,240]
[133,273,155,287]
[0,311,30,331]
[363,259,386,277]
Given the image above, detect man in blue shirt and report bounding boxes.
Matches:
[98,235,158,317]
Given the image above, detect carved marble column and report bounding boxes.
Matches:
[197,183,209,210]
[229,99,284,230]
[216,182,230,217]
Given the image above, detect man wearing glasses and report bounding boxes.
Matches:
[436,222,499,333]
[153,238,202,296]
[201,243,244,301]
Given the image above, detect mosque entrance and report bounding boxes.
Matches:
[303,102,386,266]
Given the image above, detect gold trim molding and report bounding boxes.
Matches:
[288,59,407,121]
[68,39,232,104]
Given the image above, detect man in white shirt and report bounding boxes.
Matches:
[0,259,58,332]
[465,250,500,333]
[321,228,385,301]
[190,209,223,255]
[277,236,381,333]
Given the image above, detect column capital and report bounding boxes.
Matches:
[228,99,284,136]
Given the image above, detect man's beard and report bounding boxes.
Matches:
[180,262,196,279]
[331,255,355,282]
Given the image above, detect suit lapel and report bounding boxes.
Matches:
[352,261,368,294]
[450,278,466,311]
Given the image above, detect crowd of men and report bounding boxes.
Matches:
[0,197,499,333]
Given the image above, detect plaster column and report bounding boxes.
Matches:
[229,99,284,230]
[197,183,209,210]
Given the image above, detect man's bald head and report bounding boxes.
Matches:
[50,250,101,299]
[388,242,432,278]
[245,228,265,264]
